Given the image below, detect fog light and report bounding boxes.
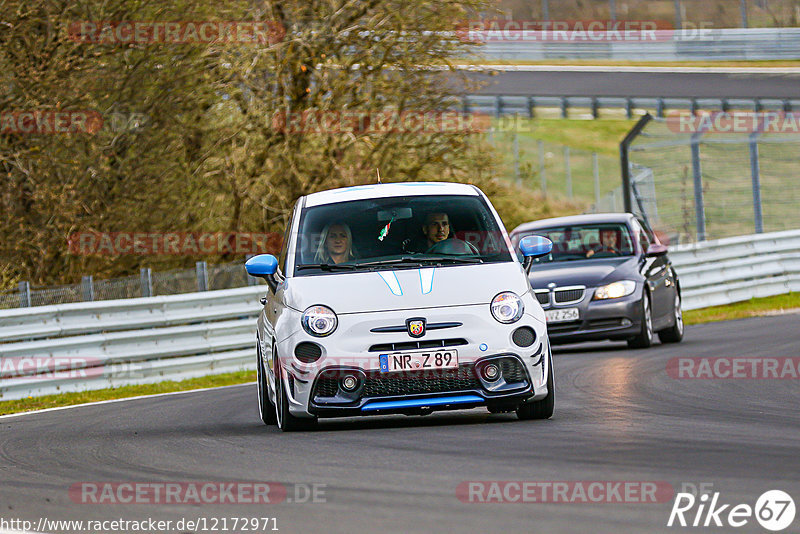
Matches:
[482,363,500,382]
[341,375,359,391]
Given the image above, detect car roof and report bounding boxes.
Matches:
[510,213,635,235]
[303,182,479,207]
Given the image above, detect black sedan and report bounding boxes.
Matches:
[510,213,683,348]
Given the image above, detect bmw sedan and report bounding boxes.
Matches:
[509,213,684,349]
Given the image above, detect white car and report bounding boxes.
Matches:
[245,182,554,431]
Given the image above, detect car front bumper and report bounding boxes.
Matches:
[275,303,551,418]
[544,289,644,344]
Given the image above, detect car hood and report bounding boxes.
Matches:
[284,262,530,314]
[527,257,639,289]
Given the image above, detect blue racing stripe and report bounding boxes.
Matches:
[361,394,484,411]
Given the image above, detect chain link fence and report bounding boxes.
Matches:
[625,116,800,244]
[0,261,256,311]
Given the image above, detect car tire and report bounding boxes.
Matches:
[658,292,684,344]
[256,341,277,426]
[627,291,653,349]
[516,352,554,420]
[274,353,316,432]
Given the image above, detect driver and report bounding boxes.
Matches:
[404,212,451,253]
[586,228,620,258]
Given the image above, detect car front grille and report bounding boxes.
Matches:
[535,291,550,305]
[554,288,585,303]
[362,366,481,397]
[368,338,468,353]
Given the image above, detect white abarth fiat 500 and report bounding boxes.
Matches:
[245,182,554,431]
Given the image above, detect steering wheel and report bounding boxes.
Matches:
[426,238,480,256]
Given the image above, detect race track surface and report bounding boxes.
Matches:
[2,314,799,534]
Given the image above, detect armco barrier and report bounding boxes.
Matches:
[1,230,797,400]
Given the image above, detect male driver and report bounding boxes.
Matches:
[405,212,451,252]
[586,228,620,258]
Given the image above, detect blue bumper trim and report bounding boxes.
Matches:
[360,394,484,412]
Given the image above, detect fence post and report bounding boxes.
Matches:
[542,0,549,20]
[18,281,31,308]
[591,97,599,119]
[538,140,547,196]
[609,0,617,20]
[461,95,470,114]
[494,95,503,118]
[656,98,665,118]
[740,0,748,28]
[196,261,208,292]
[625,98,633,119]
[81,275,94,302]
[564,146,572,198]
[560,97,568,118]
[593,152,601,209]
[749,132,764,234]
[513,130,520,185]
[140,267,152,297]
[690,133,707,241]
[674,0,682,29]
[527,97,535,119]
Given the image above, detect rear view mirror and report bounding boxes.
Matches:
[377,207,412,222]
[519,235,553,274]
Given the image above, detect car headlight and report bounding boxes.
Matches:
[491,292,524,324]
[594,280,636,300]
[301,305,338,337]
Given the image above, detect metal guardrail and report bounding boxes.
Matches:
[1,229,798,400]
[670,229,800,310]
[478,28,800,61]
[464,94,800,120]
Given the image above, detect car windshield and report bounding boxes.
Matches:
[293,194,513,275]
[516,223,635,263]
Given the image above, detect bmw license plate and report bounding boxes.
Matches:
[545,307,580,323]
[379,350,458,372]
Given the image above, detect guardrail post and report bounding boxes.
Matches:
[527,97,535,119]
[538,140,547,197]
[749,132,764,234]
[690,133,707,241]
[196,261,208,292]
[721,99,730,112]
[625,98,633,119]
[461,96,470,114]
[494,96,503,118]
[753,98,762,112]
[560,97,568,118]
[690,98,698,116]
[593,152,601,208]
[81,275,94,302]
[140,268,152,297]
[591,97,599,119]
[18,281,31,308]
[513,130,521,185]
[564,146,572,198]
[783,100,792,113]
[656,98,665,118]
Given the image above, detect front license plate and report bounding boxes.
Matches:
[545,307,580,323]
[379,350,459,372]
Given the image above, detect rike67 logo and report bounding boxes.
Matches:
[668,488,795,531]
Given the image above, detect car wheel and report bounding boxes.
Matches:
[658,292,684,343]
[627,291,653,349]
[256,341,277,426]
[516,352,554,420]
[274,353,316,432]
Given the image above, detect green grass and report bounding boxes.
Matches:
[2,292,799,416]
[683,292,800,325]
[0,370,256,416]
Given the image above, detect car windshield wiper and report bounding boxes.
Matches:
[355,256,483,267]
[352,257,425,268]
[296,263,360,271]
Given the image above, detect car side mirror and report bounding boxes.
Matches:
[245,254,279,292]
[519,235,553,274]
[646,244,668,257]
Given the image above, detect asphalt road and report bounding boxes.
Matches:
[466,69,800,98]
[2,314,799,534]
